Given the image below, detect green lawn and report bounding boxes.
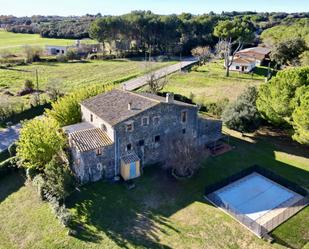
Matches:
[0,30,94,53]
[163,60,267,104]
[0,128,308,249]
[0,59,174,109]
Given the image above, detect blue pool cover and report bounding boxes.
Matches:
[214,173,300,220]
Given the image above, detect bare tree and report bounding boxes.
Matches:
[147,72,168,94]
[191,46,212,65]
[215,39,243,77]
[163,137,207,178]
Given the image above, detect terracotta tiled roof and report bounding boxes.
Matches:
[233,57,256,64]
[70,128,113,152]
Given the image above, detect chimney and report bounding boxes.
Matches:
[166,93,174,103]
[128,102,132,110]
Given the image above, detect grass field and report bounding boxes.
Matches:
[0,128,308,249]
[0,30,93,53]
[0,59,174,109]
[163,60,267,104]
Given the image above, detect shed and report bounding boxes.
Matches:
[121,153,141,180]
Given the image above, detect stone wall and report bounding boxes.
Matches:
[114,103,199,172]
[81,104,115,140]
[70,141,115,184]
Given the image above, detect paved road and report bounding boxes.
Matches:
[122,57,198,91]
[0,124,21,152]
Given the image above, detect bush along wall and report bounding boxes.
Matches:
[32,173,73,228]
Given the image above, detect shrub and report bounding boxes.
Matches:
[204,98,229,117]
[8,142,17,157]
[32,174,46,199]
[223,86,261,132]
[16,117,66,170]
[44,152,75,201]
[46,83,113,127]
[26,167,39,180]
[56,54,68,63]
[23,45,42,63]
[66,48,81,61]
[24,79,34,89]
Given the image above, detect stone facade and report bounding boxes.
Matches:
[65,90,222,184]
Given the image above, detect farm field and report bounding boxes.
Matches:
[0,30,94,53]
[0,59,175,109]
[163,60,268,104]
[0,127,308,249]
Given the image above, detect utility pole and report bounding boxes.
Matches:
[35,69,40,105]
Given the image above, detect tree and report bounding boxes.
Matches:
[300,51,309,66]
[191,46,212,65]
[256,67,309,126]
[163,137,205,177]
[23,45,42,63]
[291,86,309,145]
[44,152,75,201]
[16,117,66,169]
[222,86,261,132]
[46,79,63,102]
[214,18,254,77]
[271,38,307,66]
[66,48,81,61]
[146,72,168,94]
[46,84,113,127]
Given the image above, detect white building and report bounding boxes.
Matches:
[229,57,256,73]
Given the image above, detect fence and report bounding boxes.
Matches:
[205,165,309,237]
[204,165,308,196]
[262,195,308,232]
[206,192,308,237]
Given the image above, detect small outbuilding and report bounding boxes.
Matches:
[120,153,141,180]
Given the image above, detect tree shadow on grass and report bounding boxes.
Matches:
[0,170,25,203]
[66,131,309,249]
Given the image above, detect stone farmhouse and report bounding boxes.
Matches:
[64,89,222,184]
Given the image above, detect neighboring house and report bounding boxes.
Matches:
[64,89,223,184]
[229,57,256,73]
[45,40,100,56]
[46,45,71,56]
[228,46,271,73]
[235,47,271,66]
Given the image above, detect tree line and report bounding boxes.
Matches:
[1,12,309,53]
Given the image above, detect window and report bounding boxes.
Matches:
[153,116,160,125]
[236,66,240,69]
[56,49,60,53]
[138,139,145,146]
[96,148,102,156]
[155,135,160,143]
[141,116,149,126]
[101,124,107,132]
[182,128,186,134]
[90,114,93,122]
[126,123,134,132]
[127,143,132,151]
[181,111,187,123]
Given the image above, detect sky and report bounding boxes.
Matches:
[1,0,309,17]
